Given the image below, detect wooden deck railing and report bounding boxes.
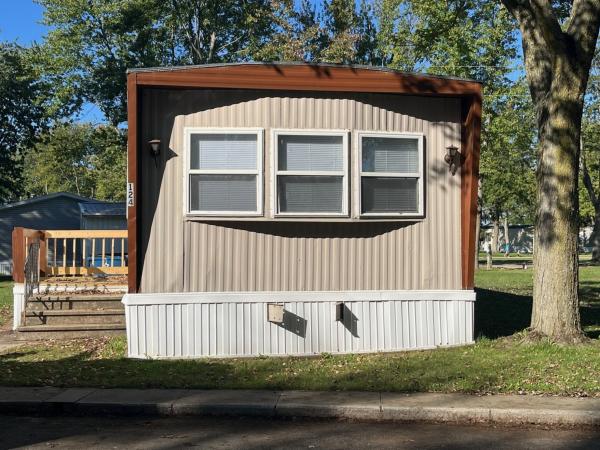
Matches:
[12,228,128,282]
[12,228,43,283]
[44,230,128,276]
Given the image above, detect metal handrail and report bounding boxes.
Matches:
[22,238,40,326]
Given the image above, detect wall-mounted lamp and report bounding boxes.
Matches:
[444,145,460,175]
[148,139,161,157]
[148,139,161,168]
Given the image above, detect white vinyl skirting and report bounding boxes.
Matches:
[122,290,476,358]
[12,284,25,331]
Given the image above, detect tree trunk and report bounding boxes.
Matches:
[500,0,600,344]
[491,219,499,253]
[531,94,583,342]
[591,211,600,264]
[503,215,510,256]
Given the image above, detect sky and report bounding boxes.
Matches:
[0,0,47,45]
[0,0,105,123]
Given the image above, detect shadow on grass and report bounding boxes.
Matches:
[0,346,504,394]
[475,274,600,339]
[478,258,533,267]
[580,273,600,340]
[474,288,532,339]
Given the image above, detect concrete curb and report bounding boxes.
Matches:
[1,387,600,428]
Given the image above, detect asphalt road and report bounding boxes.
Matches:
[1,415,599,449]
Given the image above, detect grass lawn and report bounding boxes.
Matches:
[0,277,12,327]
[1,266,600,396]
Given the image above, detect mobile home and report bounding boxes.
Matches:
[0,192,96,276]
[123,63,481,358]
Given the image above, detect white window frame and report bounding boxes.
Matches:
[357,131,425,218]
[271,129,349,217]
[183,127,264,217]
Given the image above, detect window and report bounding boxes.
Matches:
[273,130,348,216]
[358,132,424,216]
[185,128,263,215]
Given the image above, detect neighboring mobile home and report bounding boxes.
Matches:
[80,202,127,231]
[80,202,127,267]
[123,63,481,358]
[0,192,94,276]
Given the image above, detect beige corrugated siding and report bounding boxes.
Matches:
[139,89,462,293]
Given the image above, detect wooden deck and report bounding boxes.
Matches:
[11,227,128,337]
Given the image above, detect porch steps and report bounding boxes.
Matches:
[17,293,125,340]
[24,309,126,326]
[16,323,125,340]
[26,294,124,311]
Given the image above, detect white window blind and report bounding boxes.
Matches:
[362,137,419,173]
[361,177,418,213]
[187,130,262,215]
[190,174,257,212]
[360,134,423,216]
[278,135,343,171]
[278,176,343,213]
[274,132,347,215]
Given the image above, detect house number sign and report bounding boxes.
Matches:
[127,182,135,207]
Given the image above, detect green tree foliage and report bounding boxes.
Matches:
[38,0,170,126]
[581,48,600,261]
[253,0,322,61]
[23,123,126,201]
[377,0,536,231]
[480,80,537,226]
[164,0,273,64]
[377,0,517,81]
[254,0,380,64]
[320,0,360,63]
[0,43,51,203]
[37,0,274,125]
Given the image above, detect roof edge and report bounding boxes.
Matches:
[126,62,482,85]
[0,192,95,212]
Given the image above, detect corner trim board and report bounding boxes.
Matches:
[126,73,138,293]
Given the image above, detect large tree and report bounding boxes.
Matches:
[500,0,600,341]
[253,0,322,62]
[23,123,126,201]
[0,43,51,203]
[377,0,533,253]
[163,0,273,64]
[480,80,537,252]
[38,0,274,125]
[255,0,380,64]
[38,0,172,125]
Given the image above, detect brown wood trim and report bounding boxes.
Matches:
[12,227,42,283]
[12,227,24,283]
[44,230,128,239]
[127,73,138,293]
[461,90,482,289]
[46,266,128,276]
[134,64,481,96]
